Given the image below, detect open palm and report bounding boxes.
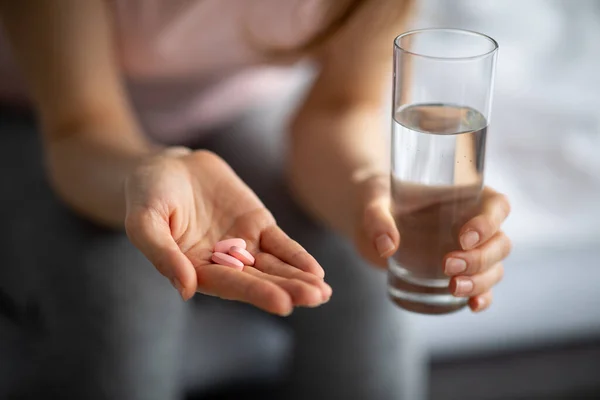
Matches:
[125,149,331,315]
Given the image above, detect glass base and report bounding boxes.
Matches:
[387,262,468,315]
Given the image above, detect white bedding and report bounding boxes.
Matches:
[416,0,600,247]
[401,0,600,358]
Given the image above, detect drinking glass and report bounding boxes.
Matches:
[387,28,498,314]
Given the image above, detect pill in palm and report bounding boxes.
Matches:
[211,252,244,270]
[213,238,246,253]
[228,246,255,266]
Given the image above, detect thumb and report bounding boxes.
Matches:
[363,197,400,258]
[353,172,400,267]
[125,208,197,300]
[355,192,400,268]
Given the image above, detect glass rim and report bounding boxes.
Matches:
[394,28,499,61]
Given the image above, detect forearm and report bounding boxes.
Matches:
[285,0,412,238]
[45,120,161,228]
[0,0,159,227]
[288,105,388,237]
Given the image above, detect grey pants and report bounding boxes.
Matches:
[0,108,420,400]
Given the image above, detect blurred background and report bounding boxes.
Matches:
[1,1,600,399]
[253,0,600,398]
[406,0,600,399]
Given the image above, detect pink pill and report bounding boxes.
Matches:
[228,246,255,266]
[211,252,244,270]
[213,238,246,253]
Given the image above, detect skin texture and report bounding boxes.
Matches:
[0,0,511,314]
[124,149,332,314]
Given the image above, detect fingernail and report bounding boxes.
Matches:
[320,284,333,302]
[375,234,395,257]
[171,278,186,301]
[460,231,480,250]
[454,279,474,296]
[445,258,467,275]
[476,297,486,311]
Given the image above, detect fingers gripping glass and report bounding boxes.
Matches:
[387,29,498,315]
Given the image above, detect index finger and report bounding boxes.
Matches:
[459,188,511,250]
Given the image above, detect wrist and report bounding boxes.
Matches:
[287,153,362,239]
[287,112,387,238]
[46,133,183,229]
[125,145,195,199]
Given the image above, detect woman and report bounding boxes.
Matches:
[0,0,511,398]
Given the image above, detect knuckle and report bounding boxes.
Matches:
[363,202,381,221]
[291,279,315,298]
[475,248,488,271]
[467,215,494,238]
[480,214,497,234]
[304,274,323,287]
[364,198,391,219]
[470,277,481,294]
[289,278,306,290]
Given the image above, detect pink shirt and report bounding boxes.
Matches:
[0,0,325,142]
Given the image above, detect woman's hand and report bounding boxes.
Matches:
[124,148,331,316]
[355,176,511,313]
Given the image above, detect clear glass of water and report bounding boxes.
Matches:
[388,28,498,314]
